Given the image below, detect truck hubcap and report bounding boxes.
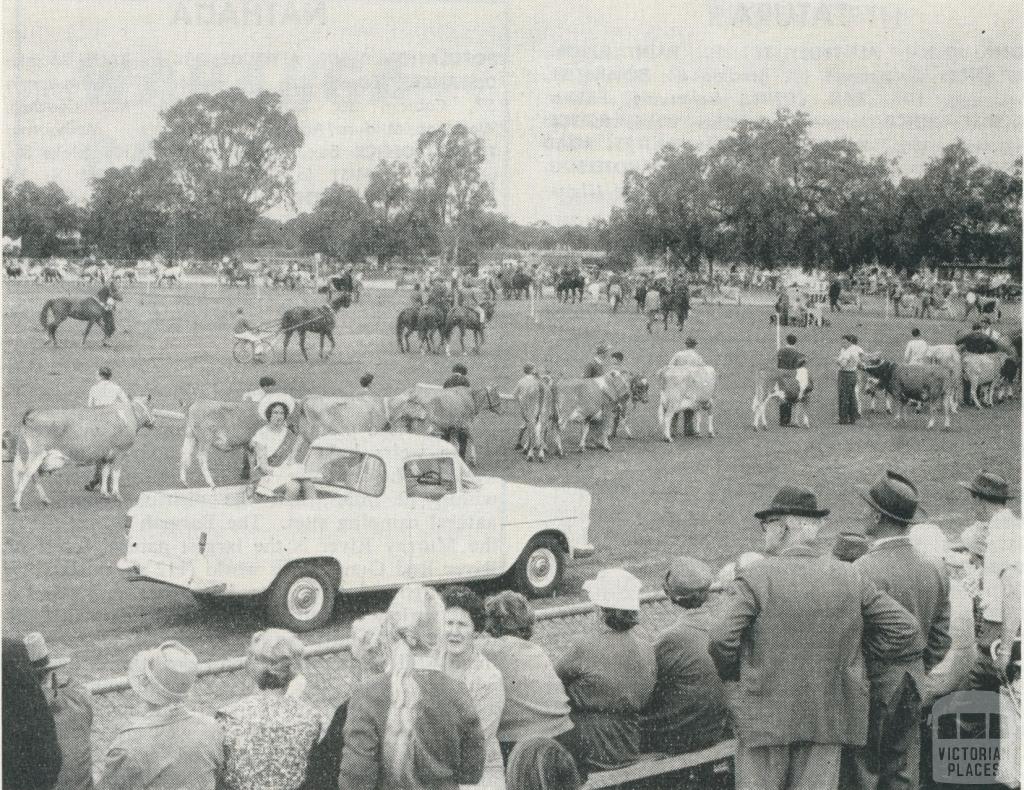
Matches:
[527,548,557,588]
[288,578,324,620]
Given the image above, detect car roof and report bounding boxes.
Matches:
[309,432,457,458]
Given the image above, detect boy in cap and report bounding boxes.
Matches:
[25,633,93,790]
[641,558,729,754]
[958,470,1021,691]
[844,471,949,790]
[710,485,921,790]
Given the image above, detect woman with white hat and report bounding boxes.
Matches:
[96,641,223,790]
[217,629,321,790]
[251,393,298,477]
[554,568,656,776]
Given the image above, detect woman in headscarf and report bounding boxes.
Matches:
[338,584,485,789]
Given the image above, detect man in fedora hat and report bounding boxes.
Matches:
[844,471,950,790]
[958,470,1021,693]
[25,633,94,790]
[3,636,62,790]
[97,641,223,790]
[710,485,921,790]
[641,557,729,755]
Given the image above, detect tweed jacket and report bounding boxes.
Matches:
[854,536,951,676]
[708,545,923,748]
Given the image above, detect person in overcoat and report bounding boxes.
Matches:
[709,485,923,790]
[843,471,951,790]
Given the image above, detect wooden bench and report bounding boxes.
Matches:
[584,739,736,788]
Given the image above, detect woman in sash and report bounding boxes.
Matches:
[252,394,301,499]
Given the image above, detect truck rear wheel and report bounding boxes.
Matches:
[266,563,337,632]
[513,536,565,597]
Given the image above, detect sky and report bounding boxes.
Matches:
[3,0,1022,225]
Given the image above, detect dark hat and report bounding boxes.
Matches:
[23,633,70,672]
[958,471,1015,502]
[359,373,374,388]
[98,366,112,379]
[610,351,624,361]
[842,334,858,344]
[259,376,276,388]
[663,557,714,598]
[452,363,468,375]
[754,485,830,521]
[832,532,870,562]
[858,470,923,524]
[786,334,798,345]
[685,337,697,348]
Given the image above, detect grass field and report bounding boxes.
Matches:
[2,279,1020,682]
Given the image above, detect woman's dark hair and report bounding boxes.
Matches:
[600,607,639,632]
[484,591,535,640]
[786,334,797,345]
[265,403,289,421]
[441,585,486,632]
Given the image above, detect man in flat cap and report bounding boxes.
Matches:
[958,470,1021,693]
[844,471,950,790]
[641,557,729,755]
[709,485,921,790]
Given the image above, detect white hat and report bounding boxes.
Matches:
[583,568,642,611]
[908,523,953,565]
[258,393,296,421]
[128,641,198,706]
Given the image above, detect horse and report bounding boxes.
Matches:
[396,307,420,353]
[556,272,586,303]
[5,262,23,279]
[222,266,254,287]
[155,264,184,286]
[443,302,494,356]
[280,293,351,362]
[416,303,448,354]
[39,264,63,283]
[40,284,121,346]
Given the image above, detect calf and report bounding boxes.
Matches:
[12,397,154,510]
[657,365,717,440]
[752,369,811,430]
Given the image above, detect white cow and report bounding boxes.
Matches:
[656,365,717,441]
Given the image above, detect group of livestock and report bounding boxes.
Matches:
[396,288,496,355]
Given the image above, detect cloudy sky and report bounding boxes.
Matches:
[4,0,1021,224]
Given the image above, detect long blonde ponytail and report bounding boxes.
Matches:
[382,584,444,785]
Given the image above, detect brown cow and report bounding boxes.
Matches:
[12,397,154,510]
[292,394,426,454]
[545,371,633,454]
[179,400,264,488]
[410,385,503,466]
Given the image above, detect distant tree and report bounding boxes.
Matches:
[300,183,371,262]
[83,159,181,259]
[3,179,82,257]
[153,88,303,257]
[364,160,413,262]
[415,124,495,266]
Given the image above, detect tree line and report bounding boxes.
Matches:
[3,92,1020,276]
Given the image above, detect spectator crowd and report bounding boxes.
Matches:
[3,468,1019,790]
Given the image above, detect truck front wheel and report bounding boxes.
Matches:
[266,563,337,632]
[513,536,565,597]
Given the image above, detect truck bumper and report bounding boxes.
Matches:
[116,556,226,595]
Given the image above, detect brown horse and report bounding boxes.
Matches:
[280,293,351,361]
[40,284,121,346]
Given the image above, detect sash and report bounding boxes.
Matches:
[266,428,299,467]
